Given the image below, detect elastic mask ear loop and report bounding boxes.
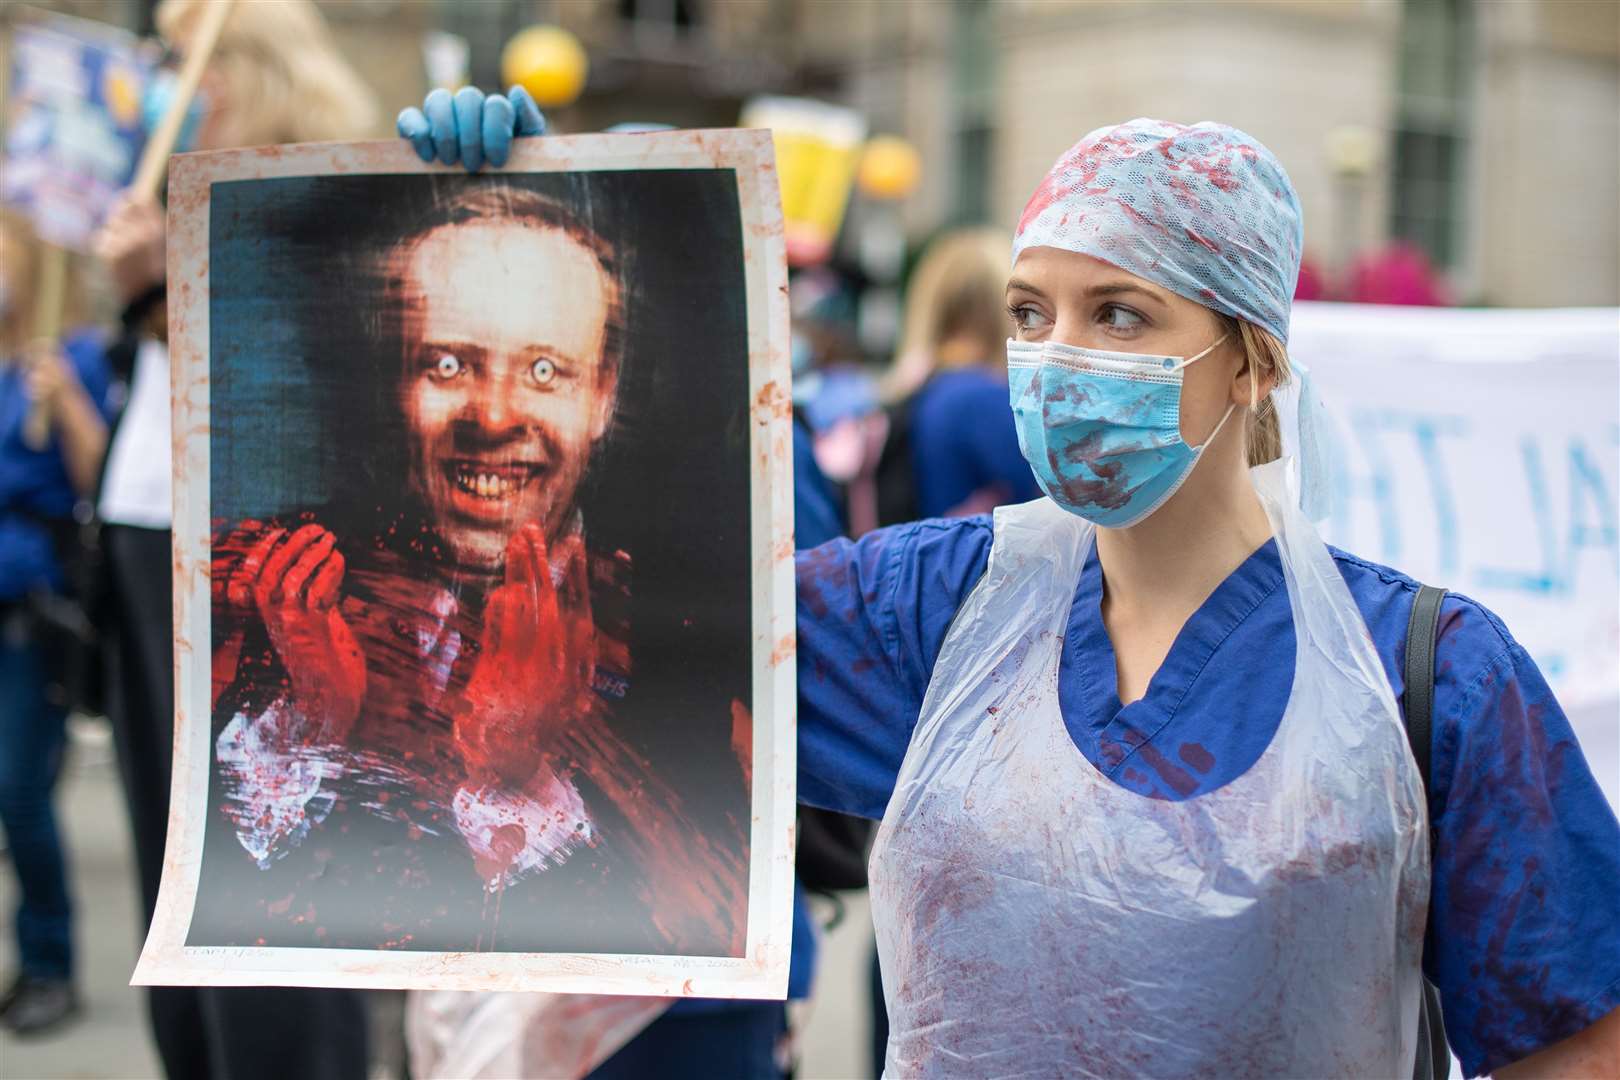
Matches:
[1164,332,1230,373]
[1192,402,1238,453]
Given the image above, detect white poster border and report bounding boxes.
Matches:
[134,131,796,998]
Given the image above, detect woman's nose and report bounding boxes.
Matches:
[1049,317,1101,351]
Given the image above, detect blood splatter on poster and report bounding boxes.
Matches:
[135,132,795,998]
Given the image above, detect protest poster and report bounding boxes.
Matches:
[1,10,150,251]
[741,95,866,267]
[1294,301,1620,809]
[132,130,797,998]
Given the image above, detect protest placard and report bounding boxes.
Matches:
[1296,301,1620,808]
[133,130,797,997]
[1,10,149,251]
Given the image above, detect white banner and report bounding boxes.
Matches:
[1292,302,1619,806]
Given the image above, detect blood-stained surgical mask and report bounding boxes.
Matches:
[1007,333,1234,527]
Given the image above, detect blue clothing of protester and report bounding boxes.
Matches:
[909,368,1039,518]
[0,330,113,983]
[796,515,1620,1078]
[590,998,786,1080]
[0,332,113,601]
[0,633,72,979]
[793,420,844,548]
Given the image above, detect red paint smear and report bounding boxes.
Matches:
[1166,174,1201,210]
[1043,380,1094,408]
[1016,170,1072,237]
[455,528,598,788]
[796,541,850,621]
[1184,228,1220,255]
[559,708,749,955]
[730,698,752,790]
[1177,741,1216,774]
[211,521,365,744]
[472,822,528,883]
[1047,441,1132,513]
[211,630,244,712]
[1183,153,1240,193]
[213,514,747,955]
[1130,742,1199,798]
[1118,200,1172,239]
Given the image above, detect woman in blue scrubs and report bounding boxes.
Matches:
[404,95,1620,1078]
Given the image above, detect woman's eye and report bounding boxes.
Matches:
[530,357,557,386]
[1009,304,1051,331]
[1099,304,1145,329]
[431,353,463,380]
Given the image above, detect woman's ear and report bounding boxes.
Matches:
[1235,357,1279,407]
[1226,341,1259,409]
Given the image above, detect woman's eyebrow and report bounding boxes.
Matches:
[1084,281,1171,307]
[1006,277,1170,309]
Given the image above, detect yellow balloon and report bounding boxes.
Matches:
[501,26,588,109]
[857,135,922,201]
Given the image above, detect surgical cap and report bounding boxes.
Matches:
[1012,118,1303,344]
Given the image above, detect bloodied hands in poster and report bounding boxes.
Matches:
[138,135,793,994]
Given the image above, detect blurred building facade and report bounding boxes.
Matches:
[813,0,1618,308]
[10,0,1617,307]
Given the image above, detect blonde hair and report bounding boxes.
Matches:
[156,0,379,148]
[1217,314,1292,466]
[884,227,1012,401]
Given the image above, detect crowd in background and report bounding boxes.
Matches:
[2,1,374,1073]
[0,1,1472,1077]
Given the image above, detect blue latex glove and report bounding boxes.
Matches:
[396,85,546,171]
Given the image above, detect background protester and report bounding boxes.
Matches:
[787,233,1040,535]
[88,1,379,1077]
[0,212,111,1037]
[785,269,888,535]
[875,227,1038,523]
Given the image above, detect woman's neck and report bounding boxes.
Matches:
[1094,451,1274,626]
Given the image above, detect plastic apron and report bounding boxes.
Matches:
[868,461,1429,1078]
[406,990,670,1078]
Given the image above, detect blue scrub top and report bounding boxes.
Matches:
[793,420,844,547]
[0,331,114,601]
[909,367,1039,518]
[796,513,1620,1077]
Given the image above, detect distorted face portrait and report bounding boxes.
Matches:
[180,165,763,967]
[387,203,623,573]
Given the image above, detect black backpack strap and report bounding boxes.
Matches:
[1402,583,1449,1080]
[1402,585,1445,788]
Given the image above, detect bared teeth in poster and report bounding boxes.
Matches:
[134,129,796,999]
